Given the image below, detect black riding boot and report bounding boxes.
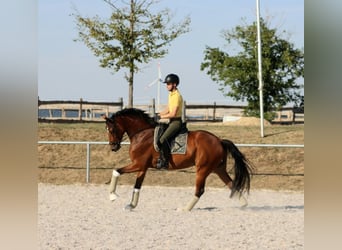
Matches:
[156,141,170,170]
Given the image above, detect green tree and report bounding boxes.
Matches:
[73,0,190,107]
[201,18,304,118]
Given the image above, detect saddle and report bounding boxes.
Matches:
[153,122,188,154]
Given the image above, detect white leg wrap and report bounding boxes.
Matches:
[130,189,140,208]
[125,189,140,211]
[109,192,119,201]
[112,170,120,177]
[238,195,248,208]
[231,192,248,208]
[183,196,199,211]
[109,170,120,200]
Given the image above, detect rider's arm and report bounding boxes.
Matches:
[159,105,169,116]
[160,105,179,119]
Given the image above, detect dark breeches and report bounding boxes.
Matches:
[159,119,182,144]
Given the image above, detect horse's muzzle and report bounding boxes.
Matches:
[110,141,121,152]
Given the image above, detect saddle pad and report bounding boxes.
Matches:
[154,126,188,154]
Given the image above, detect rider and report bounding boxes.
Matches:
[157,73,184,170]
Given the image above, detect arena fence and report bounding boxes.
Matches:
[38,141,304,183]
[38,98,304,124]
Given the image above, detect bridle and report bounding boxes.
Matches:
[105,114,154,151]
[106,119,122,150]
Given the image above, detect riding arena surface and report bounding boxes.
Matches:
[38,184,304,249]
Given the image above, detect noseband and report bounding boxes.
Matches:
[109,140,121,148]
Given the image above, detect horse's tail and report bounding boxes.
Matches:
[221,139,254,198]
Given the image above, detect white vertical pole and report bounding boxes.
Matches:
[256,0,264,138]
[86,143,90,183]
[157,62,161,112]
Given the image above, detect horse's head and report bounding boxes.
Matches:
[102,115,124,152]
[103,109,156,151]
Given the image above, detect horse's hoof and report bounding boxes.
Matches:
[231,193,248,208]
[239,195,248,208]
[109,192,119,201]
[177,207,191,212]
[124,204,135,211]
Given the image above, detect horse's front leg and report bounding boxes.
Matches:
[108,163,142,202]
[108,169,121,201]
[124,171,147,211]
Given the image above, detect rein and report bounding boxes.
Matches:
[126,126,154,141]
[108,120,154,147]
[107,109,157,149]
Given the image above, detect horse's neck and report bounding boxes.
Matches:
[123,117,154,139]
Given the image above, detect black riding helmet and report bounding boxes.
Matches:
[163,73,180,85]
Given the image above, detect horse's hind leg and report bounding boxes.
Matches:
[214,166,233,189]
[214,166,248,207]
[183,169,210,211]
[125,171,146,211]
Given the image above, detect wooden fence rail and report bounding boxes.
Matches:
[38,98,304,124]
[38,98,124,121]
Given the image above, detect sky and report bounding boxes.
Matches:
[38,0,304,106]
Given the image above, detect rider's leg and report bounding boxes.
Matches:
[156,119,181,170]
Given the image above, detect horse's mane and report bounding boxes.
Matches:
[110,108,157,126]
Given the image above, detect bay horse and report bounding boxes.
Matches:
[103,108,254,211]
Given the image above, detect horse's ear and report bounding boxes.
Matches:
[101,114,108,120]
